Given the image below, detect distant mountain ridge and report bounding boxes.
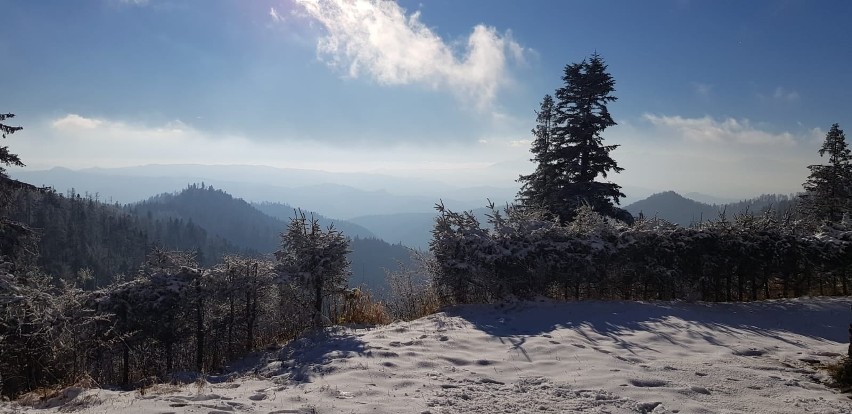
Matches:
[11,165,518,218]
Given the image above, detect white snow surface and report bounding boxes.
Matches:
[4,297,852,413]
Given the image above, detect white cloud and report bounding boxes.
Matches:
[52,114,104,130]
[24,114,533,184]
[643,114,797,146]
[293,0,526,109]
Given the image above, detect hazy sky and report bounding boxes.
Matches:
[3,0,851,199]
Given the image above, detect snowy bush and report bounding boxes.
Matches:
[429,202,852,304]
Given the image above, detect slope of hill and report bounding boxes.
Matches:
[12,297,850,413]
[349,207,494,251]
[723,193,798,216]
[624,191,719,226]
[252,201,377,240]
[348,212,437,250]
[130,184,284,253]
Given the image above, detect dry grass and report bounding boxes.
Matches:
[17,386,98,410]
[825,356,852,392]
[337,288,392,325]
[386,266,442,321]
[15,372,102,408]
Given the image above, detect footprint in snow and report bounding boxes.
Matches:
[628,378,667,387]
[689,386,711,395]
[732,347,765,357]
[441,356,471,366]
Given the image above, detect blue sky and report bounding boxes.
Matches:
[2,0,851,199]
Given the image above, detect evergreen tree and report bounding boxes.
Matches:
[518,54,629,223]
[0,113,24,178]
[517,95,557,209]
[275,211,350,324]
[801,123,852,224]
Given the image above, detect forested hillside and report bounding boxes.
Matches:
[130,184,282,253]
[0,180,413,292]
[624,191,799,227]
[1,178,240,285]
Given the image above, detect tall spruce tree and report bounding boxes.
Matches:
[800,123,852,224]
[0,113,24,178]
[518,54,629,223]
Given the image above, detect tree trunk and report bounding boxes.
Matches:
[123,345,130,385]
[227,297,234,359]
[245,262,255,351]
[315,274,324,321]
[847,323,852,358]
[750,272,757,301]
[245,289,253,351]
[764,271,770,299]
[165,342,173,375]
[195,274,204,372]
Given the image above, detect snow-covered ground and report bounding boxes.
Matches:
[4,297,852,413]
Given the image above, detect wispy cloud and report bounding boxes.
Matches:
[807,126,826,143]
[772,86,799,102]
[643,114,797,146]
[269,7,284,23]
[114,0,149,5]
[691,82,713,97]
[293,0,526,109]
